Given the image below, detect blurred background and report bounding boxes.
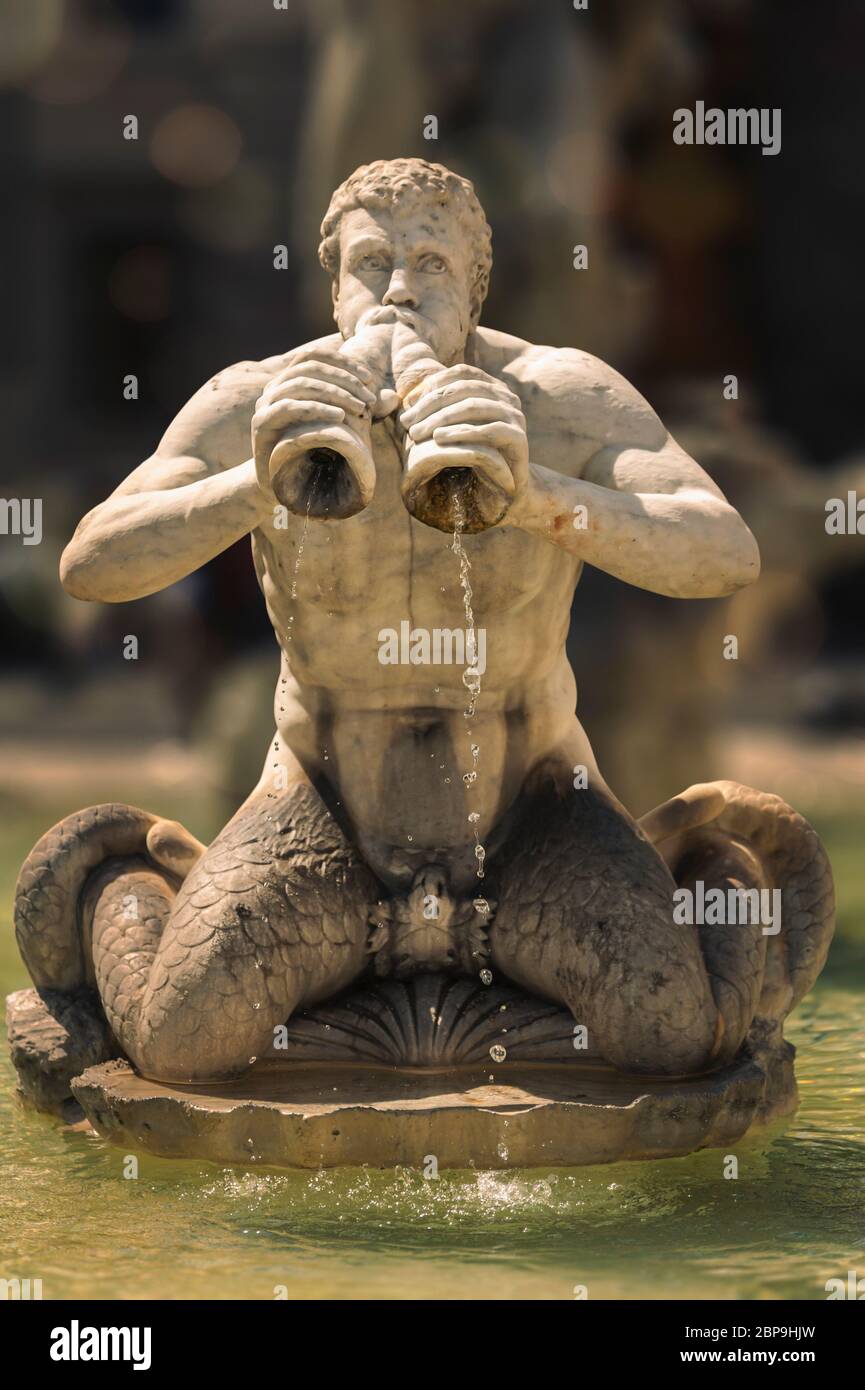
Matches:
[1,0,864,958]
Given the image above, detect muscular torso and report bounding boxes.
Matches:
[239,329,609,890]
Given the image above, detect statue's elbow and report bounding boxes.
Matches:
[680,513,760,598]
[59,543,84,599]
[693,499,759,596]
[726,521,761,593]
[59,538,101,601]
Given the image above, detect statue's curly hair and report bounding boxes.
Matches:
[318,158,493,325]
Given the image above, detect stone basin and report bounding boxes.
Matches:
[8,976,798,1168]
[70,1046,797,1170]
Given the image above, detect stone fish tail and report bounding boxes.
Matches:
[14,803,203,992]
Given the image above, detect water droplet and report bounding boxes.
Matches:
[480,968,493,985]
[489,1043,507,1063]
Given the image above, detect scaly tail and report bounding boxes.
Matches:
[640,781,835,1051]
[14,803,205,999]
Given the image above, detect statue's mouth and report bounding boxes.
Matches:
[359,305,429,336]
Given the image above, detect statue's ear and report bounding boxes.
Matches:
[330,277,340,323]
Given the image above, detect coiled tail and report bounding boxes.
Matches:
[639,780,836,1053]
[14,804,204,994]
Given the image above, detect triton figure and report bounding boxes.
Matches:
[15,159,833,1085]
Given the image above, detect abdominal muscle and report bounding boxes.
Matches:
[261,655,601,893]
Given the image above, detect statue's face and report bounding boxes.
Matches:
[333,202,474,364]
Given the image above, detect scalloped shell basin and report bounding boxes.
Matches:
[70,975,797,1168]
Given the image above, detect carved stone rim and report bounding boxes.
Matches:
[70,1043,798,1170]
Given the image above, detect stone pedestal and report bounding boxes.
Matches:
[70,1048,796,1169]
[8,976,798,1167]
[6,986,117,1120]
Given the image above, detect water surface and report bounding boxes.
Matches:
[1,981,862,1300]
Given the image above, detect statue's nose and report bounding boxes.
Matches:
[383,270,419,310]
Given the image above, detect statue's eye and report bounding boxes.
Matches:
[419,254,447,273]
[358,254,388,273]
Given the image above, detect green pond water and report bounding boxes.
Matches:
[1,801,863,1301]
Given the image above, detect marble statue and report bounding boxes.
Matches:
[10,161,834,1157]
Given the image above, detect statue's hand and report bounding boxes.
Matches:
[398,366,528,531]
[252,348,378,516]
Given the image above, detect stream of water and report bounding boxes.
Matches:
[450,496,487,885]
[449,491,497,1049]
[284,490,314,649]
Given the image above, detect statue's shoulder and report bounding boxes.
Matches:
[196,333,345,406]
[254,332,344,380]
[166,335,344,469]
[475,328,646,405]
[475,329,664,458]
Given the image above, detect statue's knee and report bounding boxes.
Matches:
[135,1033,249,1085]
[602,1014,719,1078]
[132,992,256,1085]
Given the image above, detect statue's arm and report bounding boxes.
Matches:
[507,349,760,598]
[60,363,274,603]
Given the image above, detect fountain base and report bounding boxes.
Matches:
[8,976,798,1167]
[70,1047,796,1169]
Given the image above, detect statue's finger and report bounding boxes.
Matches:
[254,400,345,433]
[401,378,516,427]
[432,421,525,463]
[408,400,522,443]
[265,362,376,404]
[261,378,369,416]
[272,350,377,391]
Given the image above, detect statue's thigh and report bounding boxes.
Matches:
[489,774,717,1074]
[137,780,378,1081]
